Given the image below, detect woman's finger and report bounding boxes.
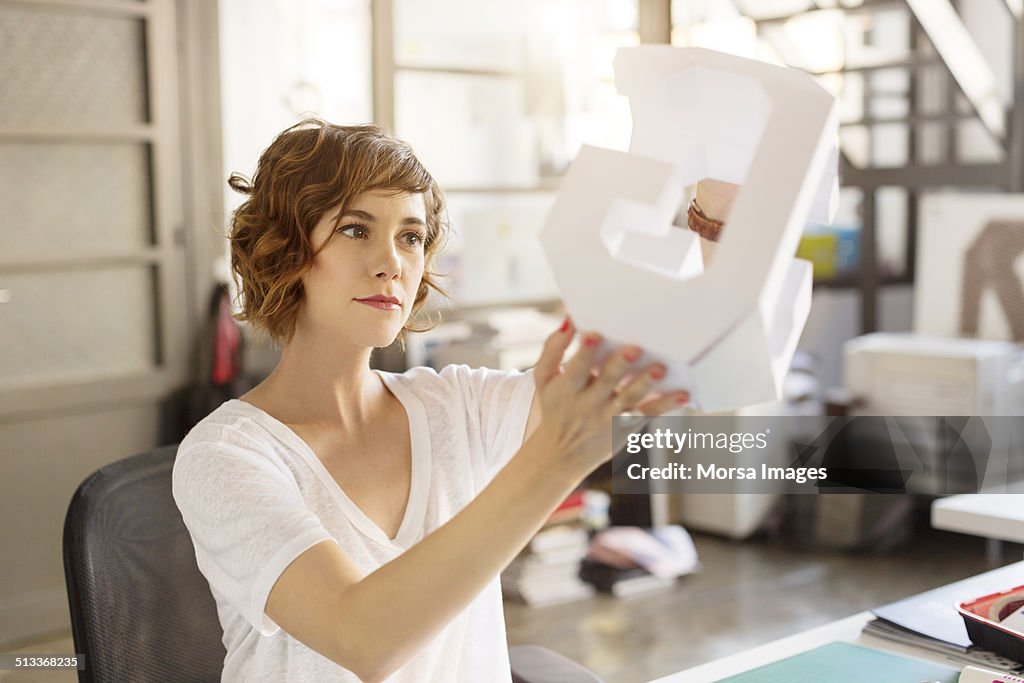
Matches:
[586,345,642,404]
[533,316,575,387]
[606,362,667,416]
[561,330,603,391]
[635,389,691,417]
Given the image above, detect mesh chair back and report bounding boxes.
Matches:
[63,445,226,682]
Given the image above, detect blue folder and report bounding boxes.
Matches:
[718,641,959,682]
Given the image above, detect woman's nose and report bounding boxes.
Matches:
[373,242,402,280]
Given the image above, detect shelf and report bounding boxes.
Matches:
[813,274,913,290]
[393,63,522,79]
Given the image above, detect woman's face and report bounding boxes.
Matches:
[300,189,428,349]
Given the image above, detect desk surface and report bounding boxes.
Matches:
[650,611,965,682]
[653,560,1024,682]
[932,494,1024,544]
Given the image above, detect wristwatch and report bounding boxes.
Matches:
[687,199,724,242]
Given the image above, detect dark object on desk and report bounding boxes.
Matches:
[959,583,1024,666]
[62,445,225,683]
[64,446,606,683]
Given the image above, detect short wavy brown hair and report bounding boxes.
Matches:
[227,118,449,346]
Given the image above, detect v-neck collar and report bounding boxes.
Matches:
[227,369,430,551]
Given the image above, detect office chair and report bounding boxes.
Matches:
[63,445,225,682]
[64,446,603,683]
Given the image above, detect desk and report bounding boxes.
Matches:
[932,495,1024,544]
[933,494,1024,561]
[649,612,955,682]
[653,560,1024,683]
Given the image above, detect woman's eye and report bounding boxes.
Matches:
[338,224,367,239]
[404,232,427,247]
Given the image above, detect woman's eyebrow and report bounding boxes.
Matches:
[343,209,425,227]
[341,209,376,221]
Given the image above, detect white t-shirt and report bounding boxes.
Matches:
[172,364,536,682]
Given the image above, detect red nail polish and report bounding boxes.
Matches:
[623,347,640,362]
[583,335,600,348]
[650,365,666,380]
[559,317,570,333]
[676,394,689,404]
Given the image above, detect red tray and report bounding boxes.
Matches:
[958,584,1024,663]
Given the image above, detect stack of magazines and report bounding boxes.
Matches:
[501,525,594,607]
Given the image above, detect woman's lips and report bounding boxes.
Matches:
[356,299,401,311]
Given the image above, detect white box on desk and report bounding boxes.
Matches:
[844,332,1024,415]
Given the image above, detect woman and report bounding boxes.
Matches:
[173,118,719,682]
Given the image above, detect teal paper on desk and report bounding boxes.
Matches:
[718,642,960,683]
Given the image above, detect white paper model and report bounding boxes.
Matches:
[540,46,839,411]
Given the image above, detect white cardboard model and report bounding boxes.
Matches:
[540,46,838,411]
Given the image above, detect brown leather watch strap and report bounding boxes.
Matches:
[687,199,724,243]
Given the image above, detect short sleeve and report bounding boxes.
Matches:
[437,364,536,477]
[172,439,336,637]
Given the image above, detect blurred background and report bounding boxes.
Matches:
[2,1,1024,681]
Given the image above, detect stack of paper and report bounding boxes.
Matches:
[863,562,1024,672]
[501,525,594,607]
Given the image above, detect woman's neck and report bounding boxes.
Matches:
[242,326,385,430]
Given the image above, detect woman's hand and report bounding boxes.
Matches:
[529,318,689,480]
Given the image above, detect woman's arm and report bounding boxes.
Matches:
[266,323,684,682]
[694,178,739,264]
[695,178,738,222]
[265,433,576,682]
